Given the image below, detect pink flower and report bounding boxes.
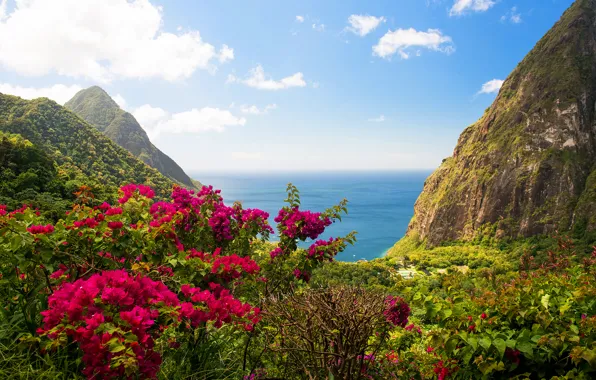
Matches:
[274,207,332,240]
[27,224,55,235]
[383,296,411,328]
[269,247,283,259]
[105,207,123,216]
[107,221,123,230]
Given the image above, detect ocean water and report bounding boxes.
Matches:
[192,171,431,262]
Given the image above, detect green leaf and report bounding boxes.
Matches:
[493,338,506,359]
[109,344,126,353]
[516,341,533,358]
[478,361,498,375]
[441,308,453,319]
[541,294,550,309]
[461,346,475,364]
[468,336,478,351]
[479,337,491,351]
[445,337,458,354]
[581,349,596,367]
[559,303,571,314]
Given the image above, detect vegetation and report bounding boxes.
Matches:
[0,93,182,207]
[1,2,596,377]
[65,86,197,188]
[0,181,594,379]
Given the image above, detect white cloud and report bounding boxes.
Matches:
[133,104,246,139]
[239,104,277,115]
[478,79,504,94]
[0,83,83,104]
[501,7,523,23]
[218,44,234,63]
[112,93,127,109]
[227,65,306,90]
[506,7,522,23]
[347,15,386,36]
[0,0,232,82]
[450,0,496,16]
[312,23,325,32]
[231,152,264,160]
[296,15,304,23]
[368,115,386,122]
[373,28,454,59]
[0,0,7,21]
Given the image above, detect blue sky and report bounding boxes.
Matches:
[0,0,575,173]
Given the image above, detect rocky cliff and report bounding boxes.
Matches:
[407,0,596,246]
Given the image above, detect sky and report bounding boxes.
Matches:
[0,0,575,173]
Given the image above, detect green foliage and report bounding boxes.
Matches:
[65,86,197,188]
[0,132,73,219]
[0,93,178,202]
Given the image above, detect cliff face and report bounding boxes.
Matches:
[65,87,197,189]
[407,0,596,246]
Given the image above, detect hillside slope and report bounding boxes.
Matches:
[65,86,196,188]
[405,0,596,247]
[0,93,177,200]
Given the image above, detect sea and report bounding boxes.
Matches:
[192,171,431,262]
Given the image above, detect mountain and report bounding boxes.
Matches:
[0,93,178,205]
[65,86,197,189]
[405,0,596,247]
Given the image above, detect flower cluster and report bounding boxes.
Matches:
[208,203,236,240]
[26,224,54,234]
[1,182,354,378]
[179,283,260,330]
[107,221,123,230]
[72,217,99,229]
[186,248,260,280]
[118,184,155,204]
[105,207,123,216]
[211,254,260,279]
[39,270,178,379]
[307,237,341,262]
[274,207,332,240]
[49,264,69,281]
[293,268,311,282]
[384,296,411,328]
[241,208,274,234]
[269,247,284,259]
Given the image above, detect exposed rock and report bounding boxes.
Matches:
[407,0,596,246]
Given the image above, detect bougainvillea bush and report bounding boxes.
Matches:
[2,182,595,379]
[0,183,363,378]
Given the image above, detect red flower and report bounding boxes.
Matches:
[107,221,123,230]
[27,224,54,235]
[384,296,411,327]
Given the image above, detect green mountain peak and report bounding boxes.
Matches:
[65,87,197,189]
[405,0,596,247]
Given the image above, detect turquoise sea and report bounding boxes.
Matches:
[192,171,431,262]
